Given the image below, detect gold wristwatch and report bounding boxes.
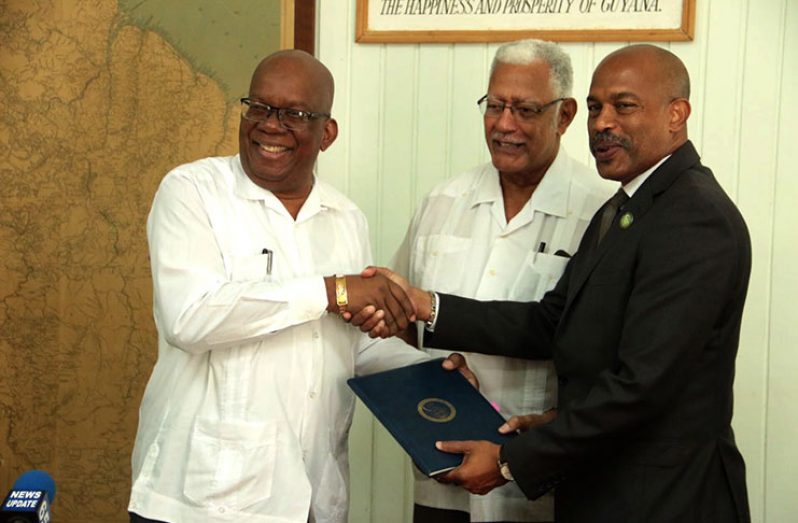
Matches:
[335,274,348,314]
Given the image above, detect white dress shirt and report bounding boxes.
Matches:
[129,155,427,523]
[392,149,613,522]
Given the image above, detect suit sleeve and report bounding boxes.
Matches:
[424,258,572,360]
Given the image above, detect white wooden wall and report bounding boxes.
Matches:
[316,1,798,521]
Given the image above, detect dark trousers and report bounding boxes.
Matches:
[413,503,553,523]
[129,512,169,523]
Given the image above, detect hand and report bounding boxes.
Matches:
[434,440,506,495]
[325,273,415,337]
[441,352,479,390]
[498,409,557,434]
[350,266,433,338]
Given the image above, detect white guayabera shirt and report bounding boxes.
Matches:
[129,155,427,523]
[393,149,613,522]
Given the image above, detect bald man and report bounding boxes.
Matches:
[389,45,752,522]
[127,50,462,523]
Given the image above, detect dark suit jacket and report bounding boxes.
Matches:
[426,141,751,523]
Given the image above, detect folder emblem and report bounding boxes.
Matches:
[417,398,456,423]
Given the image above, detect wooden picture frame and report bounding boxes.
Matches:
[283,0,317,54]
[356,0,695,43]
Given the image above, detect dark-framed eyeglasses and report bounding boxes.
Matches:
[240,97,330,131]
[477,95,565,121]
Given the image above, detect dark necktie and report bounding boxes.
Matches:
[597,188,629,244]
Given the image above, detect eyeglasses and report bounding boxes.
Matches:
[477,95,565,121]
[240,97,330,131]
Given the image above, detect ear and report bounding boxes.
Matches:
[320,118,338,151]
[556,98,577,135]
[668,98,691,133]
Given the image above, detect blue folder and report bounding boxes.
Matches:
[347,358,515,476]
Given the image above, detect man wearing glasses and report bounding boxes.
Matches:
[127,50,467,523]
[393,40,612,523]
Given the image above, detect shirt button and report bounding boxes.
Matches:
[312,331,320,339]
[309,391,316,399]
[218,507,226,514]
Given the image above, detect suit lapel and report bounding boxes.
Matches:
[562,141,702,315]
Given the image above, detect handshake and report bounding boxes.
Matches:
[324,267,429,338]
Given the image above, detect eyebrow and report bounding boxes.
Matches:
[587,91,641,102]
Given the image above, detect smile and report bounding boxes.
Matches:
[493,139,524,150]
[258,143,289,154]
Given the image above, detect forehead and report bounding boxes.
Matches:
[488,61,554,100]
[589,53,664,100]
[249,58,326,109]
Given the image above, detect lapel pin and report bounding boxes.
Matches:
[619,212,634,229]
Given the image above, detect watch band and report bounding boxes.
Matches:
[498,459,514,482]
[425,291,437,330]
[335,274,348,314]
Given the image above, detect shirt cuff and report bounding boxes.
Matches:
[285,275,329,322]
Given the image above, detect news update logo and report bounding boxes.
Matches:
[1,490,51,523]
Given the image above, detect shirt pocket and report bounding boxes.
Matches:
[411,235,471,293]
[225,253,272,282]
[512,252,569,300]
[183,417,277,511]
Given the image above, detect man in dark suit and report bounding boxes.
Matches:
[362,44,752,522]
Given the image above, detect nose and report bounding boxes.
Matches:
[256,109,285,131]
[591,105,616,132]
[493,106,519,132]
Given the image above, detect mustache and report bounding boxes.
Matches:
[590,131,631,150]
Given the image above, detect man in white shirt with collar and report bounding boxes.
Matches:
[127,49,467,523]
[392,40,612,523]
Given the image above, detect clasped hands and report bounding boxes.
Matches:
[325,267,429,339]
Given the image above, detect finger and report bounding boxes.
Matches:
[435,440,469,454]
[434,471,456,485]
[340,311,353,322]
[359,310,386,333]
[499,416,523,434]
[442,353,479,389]
[498,421,516,434]
[387,280,416,324]
[369,320,389,338]
[360,266,378,278]
[349,305,378,327]
[372,266,396,280]
[442,352,465,370]
[380,291,408,333]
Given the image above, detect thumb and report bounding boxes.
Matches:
[436,440,467,454]
[360,266,378,278]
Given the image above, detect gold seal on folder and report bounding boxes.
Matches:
[417,398,456,423]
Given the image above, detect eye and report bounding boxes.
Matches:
[586,103,601,117]
[615,102,639,114]
[486,100,504,112]
[282,108,309,121]
[247,104,270,117]
[515,106,538,118]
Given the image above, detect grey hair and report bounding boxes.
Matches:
[491,39,573,98]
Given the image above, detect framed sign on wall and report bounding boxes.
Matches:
[355,0,695,43]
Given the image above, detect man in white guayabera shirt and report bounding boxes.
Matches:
[391,40,613,523]
[127,50,470,523]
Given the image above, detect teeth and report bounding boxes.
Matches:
[259,144,287,153]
